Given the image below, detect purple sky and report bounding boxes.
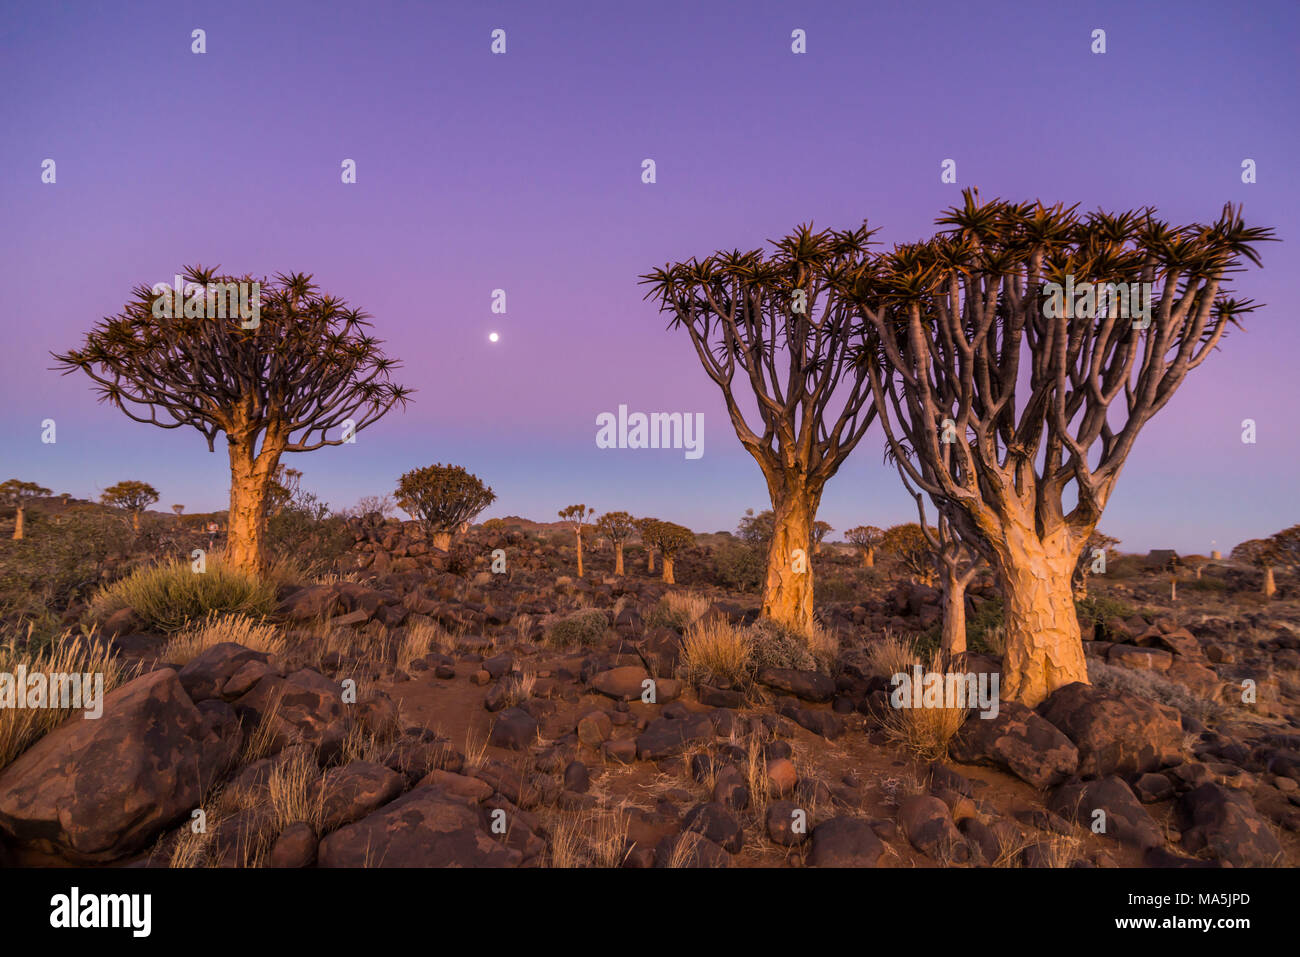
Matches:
[2,0,1297,553]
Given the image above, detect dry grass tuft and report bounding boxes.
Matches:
[162,612,285,665]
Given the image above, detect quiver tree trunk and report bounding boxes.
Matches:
[225,436,279,576]
[761,483,819,636]
[12,507,23,540]
[576,532,584,577]
[992,533,1088,707]
[863,547,874,568]
[941,568,968,656]
[614,542,624,576]
[662,555,675,584]
[1263,566,1276,598]
[647,547,655,573]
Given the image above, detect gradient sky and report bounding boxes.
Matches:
[2,0,1297,553]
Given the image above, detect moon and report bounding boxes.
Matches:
[488,332,499,343]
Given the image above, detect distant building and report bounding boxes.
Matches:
[1145,549,1180,572]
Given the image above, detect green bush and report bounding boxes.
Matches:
[711,540,765,593]
[543,608,610,648]
[1075,593,1136,630]
[89,558,277,633]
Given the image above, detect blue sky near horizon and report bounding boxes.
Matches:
[1,0,1297,552]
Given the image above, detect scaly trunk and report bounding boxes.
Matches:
[863,547,874,569]
[12,506,24,540]
[991,526,1088,707]
[662,554,675,585]
[614,542,624,576]
[1263,566,1276,598]
[576,530,584,577]
[226,439,276,576]
[761,485,818,636]
[433,531,452,551]
[940,568,967,656]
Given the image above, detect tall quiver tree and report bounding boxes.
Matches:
[635,516,659,572]
[597,511,636,576]
[850,191,1275,705]
[101,480,159,532]
[642,225,881,635]
[558,505,591,577]
[1,480,50,540]
[395,464,495,551]
[54,266,411,575]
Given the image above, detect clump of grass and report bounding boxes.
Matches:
[90,558,276,633]
[542,608,610,649]
[0,625,132,772]
[396,619,453,671]
[682,616,752,687]
[545,808,632,867]
[645,591,712,632]
[162,612,284,665]
[864,631,920,680]
[267,749,325,833]
[878,649,970,761]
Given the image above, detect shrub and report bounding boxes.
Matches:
[1088,658,1224,723]
[1075,594,1135,631]
[863,632,920,680]
[90,558,277,633]
[747,618,838,674]
[543,608,610,648]
[711,540,765,593]
[161,612,285,665]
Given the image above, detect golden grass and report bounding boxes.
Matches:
[681,617,752,687]
[90,557,277,633]
[0,625,132,772]
[162,612,285,665]
[878,649,970,761]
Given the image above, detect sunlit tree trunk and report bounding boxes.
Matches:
[991,527,1087,707]
[662,555,675,584]
[1263,566,1276,598]
[762,483,819,635]
[941,568,968,656]
[225,428,281,576]
[863,547,874,568]
[12,507,24,541]
[614,542,624,576]
[575,531,584,577]
[647,547,655,573]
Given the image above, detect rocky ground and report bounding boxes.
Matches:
[0,513,1297,868]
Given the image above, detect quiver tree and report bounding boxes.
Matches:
[812,521,833,554]
[635,516,660,572]
[880,523,937,586]
[268,465,303,519]
[850,191,1275,705]
[558,504,592,577]
[0,480,50,540]
[845,525,883,567]
[642,224,881,635]
[1233,526,1298,598]
[396,464,495,551]
[171,504,185,519]
[1182,554,1209,580]
[737,508,776,547]
[899,469,986,656]
[100,480,159,532]
[644,520,694,584]
[597,511,636,575]
[1072,531,1119,599]
[54,266,411,575]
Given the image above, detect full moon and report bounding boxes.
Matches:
[488,332,499,343]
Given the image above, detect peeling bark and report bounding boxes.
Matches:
[761,486,818,635]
